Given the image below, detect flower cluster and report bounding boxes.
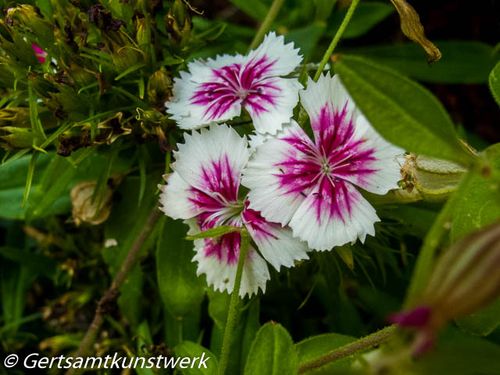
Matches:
[160,32,403,296]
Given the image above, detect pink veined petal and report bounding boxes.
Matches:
[289,179,379,251]
[159,172,200,220]
[242,203,309,271]
[244,77,302,135]
[301,74,403,194]
[174,124,250,196]
[246,32,302,76]
[243,121,313,226]
[189,219,270,297]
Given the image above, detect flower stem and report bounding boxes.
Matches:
[313,0,361,81]
[218,230,250,375]
[248,0,285,50]
[298,325,397,374]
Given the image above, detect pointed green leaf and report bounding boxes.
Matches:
[157,218,205,318]
[335,55,475,165]
[244,322,298,375]
[174,341,218,375]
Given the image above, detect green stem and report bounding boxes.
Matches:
[404,172,472,307]
[248,0,285,50]
[218,230,251,375]
[298,325,396,374]
[313,0,361,81]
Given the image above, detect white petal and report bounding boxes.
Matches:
[192,238,270,297]
[174,124,250,192]
[289,181,380,251]
[158,173,199,220]
[166,57,245,129]
[243,207,309,271]
[346,115,405,194]
[246,32,302,76]
[242,121,310,226]
[245,78,302,134]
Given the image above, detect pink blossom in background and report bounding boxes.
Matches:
[243,74,404,251]
[31,43,47,64]
[166,32,302,134]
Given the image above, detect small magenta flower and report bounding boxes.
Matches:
[159,125,309,296]
[166,32,302,134]
[31,43,47,64]
[242,74,403,251]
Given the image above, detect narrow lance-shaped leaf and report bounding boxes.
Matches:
[335,55,475,166]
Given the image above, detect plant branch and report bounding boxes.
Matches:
[248,0,285,50]
[65,207,161,375]
[314,0,361,81]
[298,325,397,374]
[218,230,250,375]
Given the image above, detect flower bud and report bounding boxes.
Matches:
[6,5,53,45]
[399,154,466,201]
[0,127,35,150]
[166,0,192,45]
[70,181,113,226]
[390,222,500,355]
[136,17,152,47]
[147,68,172,109]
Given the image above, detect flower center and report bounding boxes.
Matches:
[320,158,331,175]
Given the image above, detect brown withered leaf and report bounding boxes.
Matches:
[390,0,441,63]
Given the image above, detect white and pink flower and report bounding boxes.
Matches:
[166,32,302,134]
[159,124,309,296]
[31,43,47,64]
[242,74,403,251]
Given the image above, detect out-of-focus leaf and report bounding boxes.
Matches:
[456,297,500,336]
[349,41,496,83]
[157,217,205,318]
[174,341,218,375]
[295,332,356,375]
[335,55,475,166]
[229,0,268,21]
[489,61,500,106]
[414,328,500,375]
[103,174,160,327]
[450,144,500,241]
[0,246,56,279]
[449,144,500,334]
[286,22,326,59]
[329,2,394,39]
[244,322,298,375]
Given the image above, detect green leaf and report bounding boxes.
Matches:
[157,218,205,318]
[349,41,496,84]
[229,0,268,21]
[456,297,500,336]
[489,61,500,106]
[414,328,500,375]
[174,341,218,375]
[296,333,356,374]
[244,322,298,375]
[329,2,394,39]
[335,55,475,166]
[450,144,500,241]
[286,22,326,59]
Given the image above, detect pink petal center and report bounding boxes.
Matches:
[191,56,280,120]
